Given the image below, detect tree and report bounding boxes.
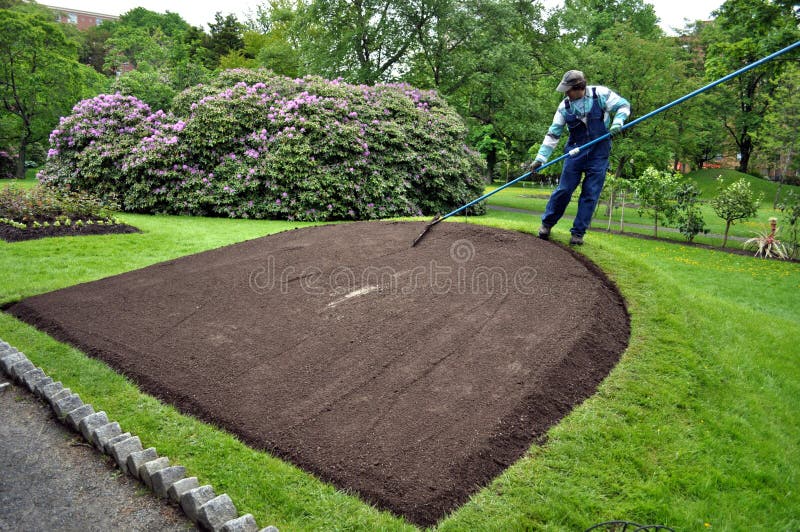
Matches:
[673,93,731,173]
[208,12,245,62]
[702,0,800,173]
[0,10,104,177]
[242,1,303,77]
[111,68,176,111]
[103,25,169,73]
[101,9,212,102]
[751,63,800,207]
[406,0,558,178]
[710,177,762,247]
[178,26,216,70]
[600,174,632,230]
[118,7,191,37]
[582,24,687,177]
[668,181,707,241]
[662,23,730,173]
[557,0,660,45]
[299,0,434,83]
[777,190,800,259]
[633,166,680,237]
[80,24,114,74]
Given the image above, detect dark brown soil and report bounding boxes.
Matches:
[0,222,139,242]
[7,221,630,526]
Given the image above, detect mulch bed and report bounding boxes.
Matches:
[0,222,140,243]
[6,221,630,526]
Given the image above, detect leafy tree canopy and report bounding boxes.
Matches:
[701,0,800,173]
[0,9,104,176]
[557,0,661,45]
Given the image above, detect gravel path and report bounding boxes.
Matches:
[0,379,194,532]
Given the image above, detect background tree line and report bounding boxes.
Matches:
[1,0,798,180]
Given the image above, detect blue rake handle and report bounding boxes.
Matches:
[412,40,800,246]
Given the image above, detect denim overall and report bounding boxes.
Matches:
[541,88,611,237]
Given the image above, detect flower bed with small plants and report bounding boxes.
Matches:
[0,186,138,242]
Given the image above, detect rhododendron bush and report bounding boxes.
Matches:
[39,70,486,221]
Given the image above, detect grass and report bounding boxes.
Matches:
[487,169,799,247]
[689,169,800,202]
[0,168,39,190]
[1,208,799,531]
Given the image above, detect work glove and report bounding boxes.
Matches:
[609,123,624,136]
[528,160,543,174]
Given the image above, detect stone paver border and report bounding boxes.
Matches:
[1,339,278,532]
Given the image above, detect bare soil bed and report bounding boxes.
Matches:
[7,221,629,526]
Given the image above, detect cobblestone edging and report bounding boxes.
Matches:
[1,339,279,532]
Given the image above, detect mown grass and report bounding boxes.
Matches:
[689,168,800,202]
[486,169,798,247]
[1,208,798,531]
[0,168,39,189]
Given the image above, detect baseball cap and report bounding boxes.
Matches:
[556,70,586,92]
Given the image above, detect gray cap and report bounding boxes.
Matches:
[556,70,586,92]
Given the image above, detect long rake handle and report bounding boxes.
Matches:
[434,40,800,224]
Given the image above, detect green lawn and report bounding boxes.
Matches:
[689,168,800,202]
[486,169,798,247]
[1,210,798,531]
[0,168,39,189]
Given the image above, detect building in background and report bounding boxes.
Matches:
[41,4,118,30]
[39,4,133,75]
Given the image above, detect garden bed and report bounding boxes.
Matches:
[0,185,138,242]
[7,221,629,526]
[0,219,139,242]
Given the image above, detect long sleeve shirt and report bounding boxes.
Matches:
[535,86,630,163]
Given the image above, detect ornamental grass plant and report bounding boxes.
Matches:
[743,217,789,259]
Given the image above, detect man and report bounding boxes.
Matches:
[531,70,630,245]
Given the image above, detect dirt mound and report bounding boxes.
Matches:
[8,221,629,526]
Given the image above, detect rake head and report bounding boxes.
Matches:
[411,214,442,247]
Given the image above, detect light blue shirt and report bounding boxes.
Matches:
[535,85,630,163]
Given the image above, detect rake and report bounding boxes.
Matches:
[412,40,800,247]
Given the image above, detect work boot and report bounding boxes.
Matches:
[569,234,584,246]
[538,225,551,240]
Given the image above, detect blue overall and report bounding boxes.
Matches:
[541,88,611,237]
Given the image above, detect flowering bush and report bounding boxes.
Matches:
[40,70,486,221]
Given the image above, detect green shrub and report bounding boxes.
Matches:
[40,70,486,221]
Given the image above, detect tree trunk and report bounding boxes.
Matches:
[614,155,627,178]
[774,148,793,208]
[722,221,731,248]
[654,208,659,238]
[737,134,752,173]
[486,149,496,182]
[15,138,28,179]
[774,180,784,210]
